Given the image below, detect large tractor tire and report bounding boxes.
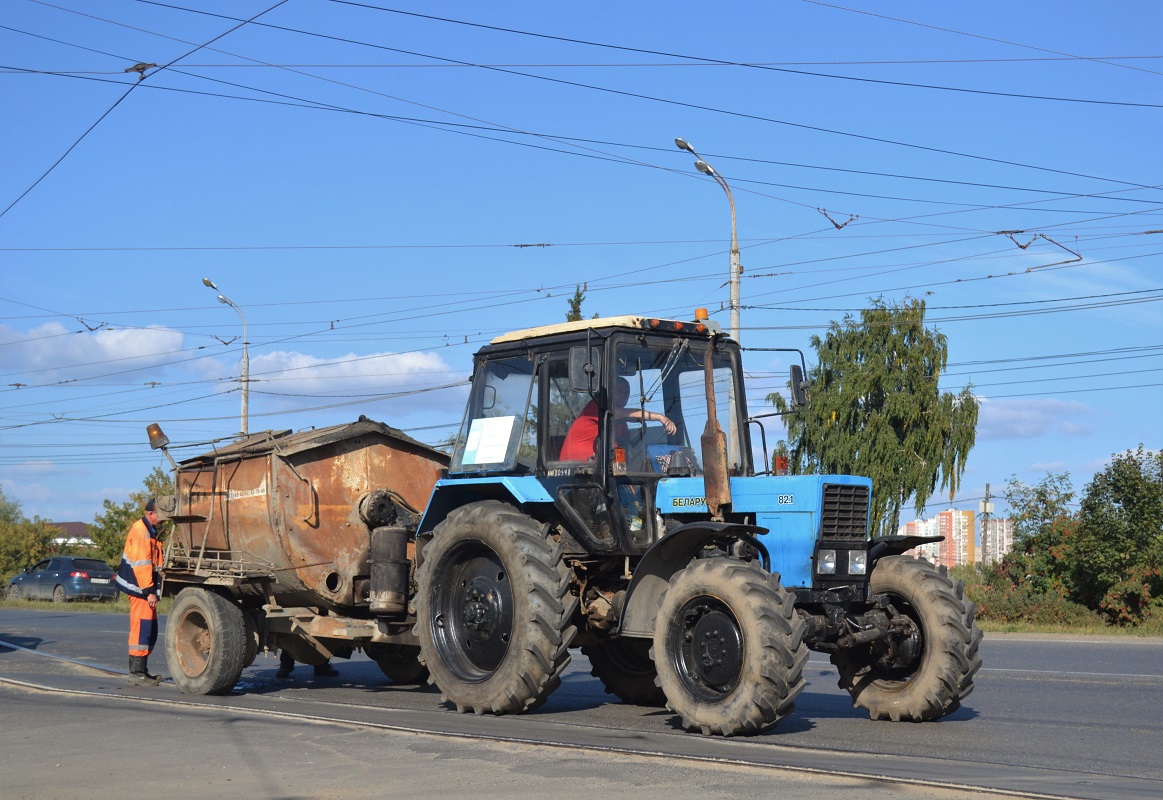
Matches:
[581,638,666,707]
[652,558,808,736]
[415,501,577,715]
[831,556,983,722]
[165,587,247,695]
[366,643,428,685]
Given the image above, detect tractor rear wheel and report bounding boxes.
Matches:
[582,638,666,707]
[366,643,428,685]
[415,501,576,715]
[653,558,808,736]
[831,556,983,721]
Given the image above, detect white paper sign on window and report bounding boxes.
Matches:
[462,416,516,464]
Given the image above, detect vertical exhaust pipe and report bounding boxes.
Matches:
[700,337,731,521]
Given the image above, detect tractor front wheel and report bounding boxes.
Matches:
[831,556,983,721]
[653,558,808,736]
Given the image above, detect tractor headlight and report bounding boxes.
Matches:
[849,550,868,575]
[817,549,837,575]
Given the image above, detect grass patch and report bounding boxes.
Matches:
[978,619,1163,637]
[1,596,173,614]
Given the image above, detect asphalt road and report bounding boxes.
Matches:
[2,607,1162,799]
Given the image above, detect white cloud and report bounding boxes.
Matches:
[240,349,468,419]
[976,397,1093,441]
[0,322,185,384]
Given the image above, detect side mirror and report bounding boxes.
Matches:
[789,364,808,408]
[569,346,602,393]
[480,384,497,411]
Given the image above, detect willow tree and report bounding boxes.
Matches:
[769,297,979,535]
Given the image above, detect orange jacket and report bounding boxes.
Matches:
[115,517,163,598]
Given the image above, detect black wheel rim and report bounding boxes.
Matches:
[430,541,513,682]
[671,596,744,702]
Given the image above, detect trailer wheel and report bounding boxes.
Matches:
[831,556,983,722]
[415,501,576,714]
[582,638,666,707]
[166,587,247,695]
[366,643,428,685]
[652,558,807,736]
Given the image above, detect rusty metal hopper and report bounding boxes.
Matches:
[165,416,448,611]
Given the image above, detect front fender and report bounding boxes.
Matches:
[417,476,553,535]
[616,521,768,639]
[868,534,943,569]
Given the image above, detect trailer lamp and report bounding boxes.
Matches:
[848,551,868,575]
[817,549,837,575]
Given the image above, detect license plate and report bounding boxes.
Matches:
[91,578,110,584]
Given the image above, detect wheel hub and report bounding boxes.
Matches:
[688,609,743,687]
[675,599,744,698]
[461,579,502,637]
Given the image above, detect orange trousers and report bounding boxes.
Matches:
[128,595,158,657]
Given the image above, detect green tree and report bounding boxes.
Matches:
[999,473,1079,599]
[1006,471,1075,545]
[769,297,979,535]
[90,467,175,564]
[0,485,22,524]
[1072,445,1163,623]
[566,283,599,322]
[0,487,60,581]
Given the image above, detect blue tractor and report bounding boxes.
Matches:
[412,312,982,735]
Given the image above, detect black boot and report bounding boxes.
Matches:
[128,655,162,686]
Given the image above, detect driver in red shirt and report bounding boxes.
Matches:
[559,377,676,461]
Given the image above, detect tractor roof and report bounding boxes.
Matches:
[489,313,722,345]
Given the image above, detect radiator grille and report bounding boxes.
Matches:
[821,484,870,539]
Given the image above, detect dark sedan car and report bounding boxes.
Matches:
[5,556,118,602]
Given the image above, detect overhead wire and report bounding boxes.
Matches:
[326,1,1163,108]
[112,0,1163,190]
[1,1,291,222]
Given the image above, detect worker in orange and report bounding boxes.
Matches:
[115,497,165,686]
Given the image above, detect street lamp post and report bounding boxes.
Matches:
[675,138,744,470]
[202,277,249,436]
[675,137,741,343]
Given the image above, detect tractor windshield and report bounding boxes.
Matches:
[613,338,747,475]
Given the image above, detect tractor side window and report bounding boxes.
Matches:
[449,356,537,473]
[547,358,593,462]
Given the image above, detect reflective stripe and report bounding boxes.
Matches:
[124,558,153,567]
[115,575,146,596]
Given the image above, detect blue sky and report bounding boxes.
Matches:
[1,0,1160,525]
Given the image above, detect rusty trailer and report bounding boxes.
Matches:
[158,416,447,694]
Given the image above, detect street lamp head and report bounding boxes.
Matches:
[695,160,715,176]
[675,137,694,153]
[202,277,217,290]
[217,294,230,306]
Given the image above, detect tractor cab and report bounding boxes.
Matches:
[436,313,749,555]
